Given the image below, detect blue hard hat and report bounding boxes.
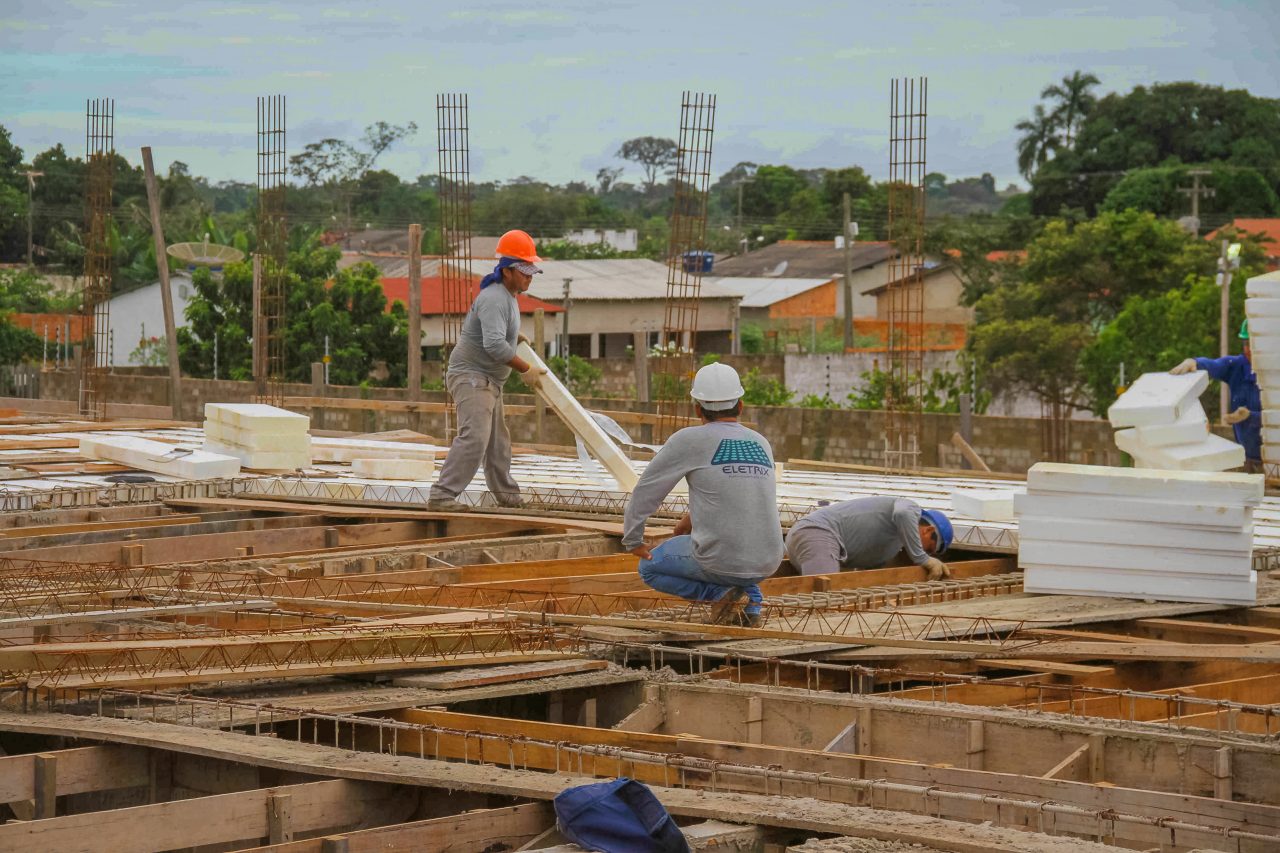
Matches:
[920,509,954,555]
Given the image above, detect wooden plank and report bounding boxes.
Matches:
[0,514,201,539]
[32,754,55,819]
[996,642,1280,663]
[516,342,638,491]
[1040,743,1089,779]
[1132,617,1280,643]
[390,660,608,690]
[0,745,149,803]
[238,802,553,853]
[0,779,394,853]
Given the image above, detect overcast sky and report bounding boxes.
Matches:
[2,1,1277,189]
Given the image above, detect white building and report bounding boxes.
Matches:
[107,276,193,366]
[560,229,639,253]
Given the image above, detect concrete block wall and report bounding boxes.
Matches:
[35,368,1126,473]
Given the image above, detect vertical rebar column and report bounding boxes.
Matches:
[436,93,473,441]
[884,77,928,471]
[256,94,287,407]
[654,92,716,442]
[80,98,114,421]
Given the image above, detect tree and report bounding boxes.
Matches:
[1015,105,1063,181]
[1040,70,1101,147]
[595,167,622,195]
[967,210,1216,415]
[1100,163,1279,218]
[616,137,677,193]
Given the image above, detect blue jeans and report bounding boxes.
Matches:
[636,535,764,615]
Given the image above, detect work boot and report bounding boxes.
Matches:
[493,493,525,509]
[426,496,470,513]
[708,587,746,625]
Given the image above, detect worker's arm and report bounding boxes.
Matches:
[622,435,692,555]
[1192,356,1233,382]
[476,295,523,369]
[891,500,930,566]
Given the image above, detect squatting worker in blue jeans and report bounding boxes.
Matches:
[621,362,785,628]
[1170,319,1262,473]
[427,230,548,512]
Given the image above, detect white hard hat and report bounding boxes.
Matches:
[689,362,745,410]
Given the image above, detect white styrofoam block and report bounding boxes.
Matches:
[1262,410,1280,427]
[1115,428,1243,472]
[80,435,240,480]
[1012,492,1249,528]
[1019,540,1251,577]
[351,457,436,480]
[1025,462,1263,504]
[203,439,310,472]
[1246,297,1280,318]
[1246,270,1280,298]
[1249,335,1280,355]
[204,403,309,432]
[1247,317,1280,336]
[950,488,1023,521]
[204,420,313,452]
[1250,354,1280,372]
[311,438,441,463]
[1023,565,1256,605]
[1107,371,1209,427]
[1018,516,1253,552]
[1131,405,1209,447]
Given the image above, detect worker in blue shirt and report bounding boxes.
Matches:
[1170,320,1261,473]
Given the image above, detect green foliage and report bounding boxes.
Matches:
[538,239,630,260]
[845,368,984,414]
[616,137,678,192]
[738,323,765,354]
[0,313,41,365]
[129,335,167,367]
[740,368,793,407]
[798,392,841,409]
[178,239,407,385]
[0,268,79,312]
[1101,163,1279,218]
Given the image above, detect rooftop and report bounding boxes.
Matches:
[380,277,561,315]
[710,240,894,278]
[704,276,834,308]
[446,258,741,302]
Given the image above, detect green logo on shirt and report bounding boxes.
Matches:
[711,439,772,468]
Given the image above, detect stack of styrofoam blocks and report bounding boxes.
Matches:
[1109,370,1244,471]
[203,403,312,472]
[950,488,1024,521]
[1246,269,1280,477]
[1017,462,1261,605]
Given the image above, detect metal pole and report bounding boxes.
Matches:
[252,253,264,397]
[324,335,330,385]
[561,278,572,384]
[213,332,218,381]
[407,223,422,399]
[140,146,183,420]
[1219,239,1230,419]
[842,193,854,351]
[42,325,47,370]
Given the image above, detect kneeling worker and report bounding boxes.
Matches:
[621,363,784,627]
[786,496,953,580]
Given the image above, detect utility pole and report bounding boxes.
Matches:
[22,170,42,267]
[140,147,183,420]
[561,278,573,387]
[842,193,854,351]
[1178,169,1215,233]
[1217,240,1241,419]
[406,223,422,401]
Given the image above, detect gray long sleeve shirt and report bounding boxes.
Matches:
[622,421,784,580]
[447,284,520,385]
[788,496,929,568]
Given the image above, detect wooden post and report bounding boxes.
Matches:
[311,362,326,431]
[407,223,422,402]
[633,330,649,403]
[965,720,985,771]
[958,393,973,469]
[267,792,293,843]
[745,696,763,744]
[140,147,183,421]
[1088,733,1106,783]
[1214,746,1233,800]
[320,837,350,853]
[534,308,545,444]
[252,254,265,398]
[33,753,56,819]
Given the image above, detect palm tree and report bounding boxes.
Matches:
[1015,105,1063,181]
[1041,70,1101,147]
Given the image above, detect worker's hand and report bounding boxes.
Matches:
[673,513,692,536]
[1170,358,1198,376]
[1224,406,1252,426]
[520,366,548,388]
[517,333,531,345]
[922,557,951,581]
[630,543,654,561]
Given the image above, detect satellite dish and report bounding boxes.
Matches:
[766,261,788,277]
[167,234,245,268]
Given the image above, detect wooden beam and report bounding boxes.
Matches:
[1132,617,1280,643]
[238,802,553,853]
[1040,743,1089,780]
[0,745,149,804]
[32,753,55,819]
[0,779,399,853]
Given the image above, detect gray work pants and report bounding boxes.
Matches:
[429,372,521,505]
[784,524,844,575]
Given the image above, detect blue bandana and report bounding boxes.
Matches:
[480,256,522,289]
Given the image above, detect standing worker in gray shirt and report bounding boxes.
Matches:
[786,496,953,580]
[427,230,547,512]
[622,363,785,627]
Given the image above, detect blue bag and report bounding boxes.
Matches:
[553,778,690,853]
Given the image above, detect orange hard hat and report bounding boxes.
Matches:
[495,229,541,263]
